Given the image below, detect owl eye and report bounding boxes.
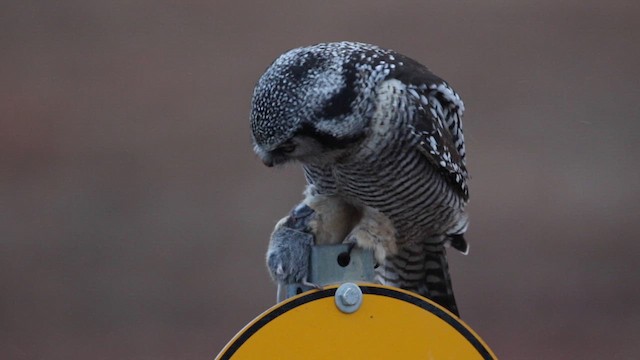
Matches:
[278,141,296,153]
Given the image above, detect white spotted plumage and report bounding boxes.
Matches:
[251,41,470,316]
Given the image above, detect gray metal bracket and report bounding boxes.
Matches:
[277,244,375,302]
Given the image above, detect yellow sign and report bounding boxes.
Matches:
[216,284,496,359]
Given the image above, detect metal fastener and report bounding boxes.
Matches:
[335,282,363,313]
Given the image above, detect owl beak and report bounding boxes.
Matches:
[255,145,287,167]
[257,150,281,167]
[254,145,275,167]
[263,151,291,167]
[262,156,275,167]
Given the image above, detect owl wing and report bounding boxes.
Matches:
[406,81,469,201]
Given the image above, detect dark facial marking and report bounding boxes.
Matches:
[276,140,296,154]
[315,67,358,119]
[295,123,365,150]
[287,53,322,84]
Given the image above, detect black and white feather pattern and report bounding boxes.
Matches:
[408,83,469,200]
[251,42,470,316]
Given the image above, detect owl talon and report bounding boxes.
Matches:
[346,241,357,255]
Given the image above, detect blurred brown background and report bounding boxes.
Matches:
[2,1,639,359]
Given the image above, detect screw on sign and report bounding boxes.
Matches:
[335,282,362,313]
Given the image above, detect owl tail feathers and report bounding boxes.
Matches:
[423,244,460,317]
[378,242,461,317]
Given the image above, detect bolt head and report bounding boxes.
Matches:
[341,288,359,306]
[335,283,363,314]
